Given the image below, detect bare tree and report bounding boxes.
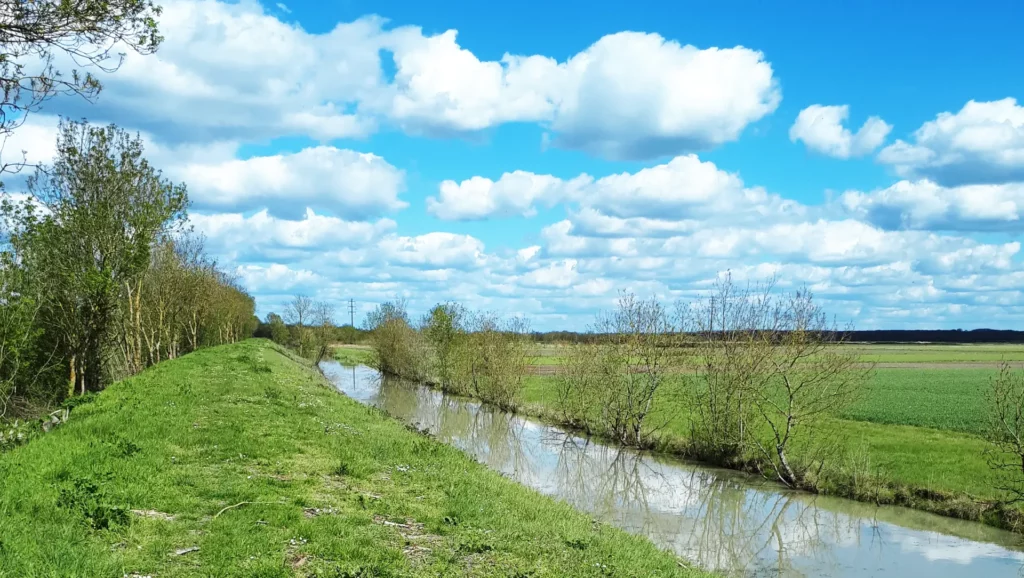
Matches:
[748,288,866,486]
[593,292,679,446]
[986,362,1024,503]
[687,274,776,463]
[555,340,613,433]
[688,274,868,487]
[283,295,313,327]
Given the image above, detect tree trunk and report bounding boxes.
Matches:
[777,444,797,486]
[68,355,77,397]
[78,355,86,396]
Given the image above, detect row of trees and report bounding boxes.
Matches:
[366,299,532,412]
[556,276,867,488]
[260,295,340,364]
[363,276,868,489]
[0,0,262,420]
[0,119,257,418]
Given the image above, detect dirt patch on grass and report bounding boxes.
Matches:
[131,509,175,521]
[373,515,440,564]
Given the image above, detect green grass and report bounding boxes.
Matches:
[850,344,1024,363]
[525,343,1024,367]
[332,345,374,367]
[840,368,994,434]
[0,340,704,577]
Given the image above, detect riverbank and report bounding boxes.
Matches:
[325,361,1024,576]
[335,344,1024,533]
[0,340,706,577]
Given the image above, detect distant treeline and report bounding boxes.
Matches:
[253,320,368,345]
[528,328,1024,344]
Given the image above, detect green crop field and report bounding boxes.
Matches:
[522,343,1024,368]
[840,368,994,434]
[846,343,1024,363]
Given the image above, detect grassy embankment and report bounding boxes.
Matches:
[337,342,1024,531]
[0,340,705,577]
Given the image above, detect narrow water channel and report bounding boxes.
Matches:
[321,361,1024,577]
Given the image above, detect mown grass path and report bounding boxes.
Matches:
[0,340,704,577]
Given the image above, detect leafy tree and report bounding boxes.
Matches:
[5,118,187,394]
[457,312,531,412]
[0,0,163,172]
[366,298,422,379]
[422,302,467,391]
[265,313,289,345]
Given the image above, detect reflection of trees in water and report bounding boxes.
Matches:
[375,376,424,423]
[551,435,870,578]
[375,377,535,480]
[442,396,531,478]
[552,437,660,520]
[342,366,1023,578]
[681,478,869,577]
[371,374,890,578]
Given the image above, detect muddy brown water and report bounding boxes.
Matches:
[321,361,1024,577]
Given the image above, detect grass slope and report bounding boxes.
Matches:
[0,340,703,578]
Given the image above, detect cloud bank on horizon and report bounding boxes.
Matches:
[5,0,1024,330]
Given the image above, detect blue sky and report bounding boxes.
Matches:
[10,0,1024,329]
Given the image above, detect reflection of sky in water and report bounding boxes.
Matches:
[323,362,1024,578]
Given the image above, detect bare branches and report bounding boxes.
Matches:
[283,295,312,327]
[687,273,868,486]
[556,291,683,446]
[0,0,164,172]
[985,363,1024,503]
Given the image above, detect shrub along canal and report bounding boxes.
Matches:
[321,361,1024,577]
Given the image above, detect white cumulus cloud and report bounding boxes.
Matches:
[32,0,782,162]
[430,154,805,224]
[178,146,406,219]
[428,171,588,220]
[377,232,488,270]
[841,179,1024,231]
[790,104,891,158]
[549,32,780,160]
[190,209,396,262]
[878,98,1024,185]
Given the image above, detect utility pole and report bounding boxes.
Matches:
[348,298,356,328]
